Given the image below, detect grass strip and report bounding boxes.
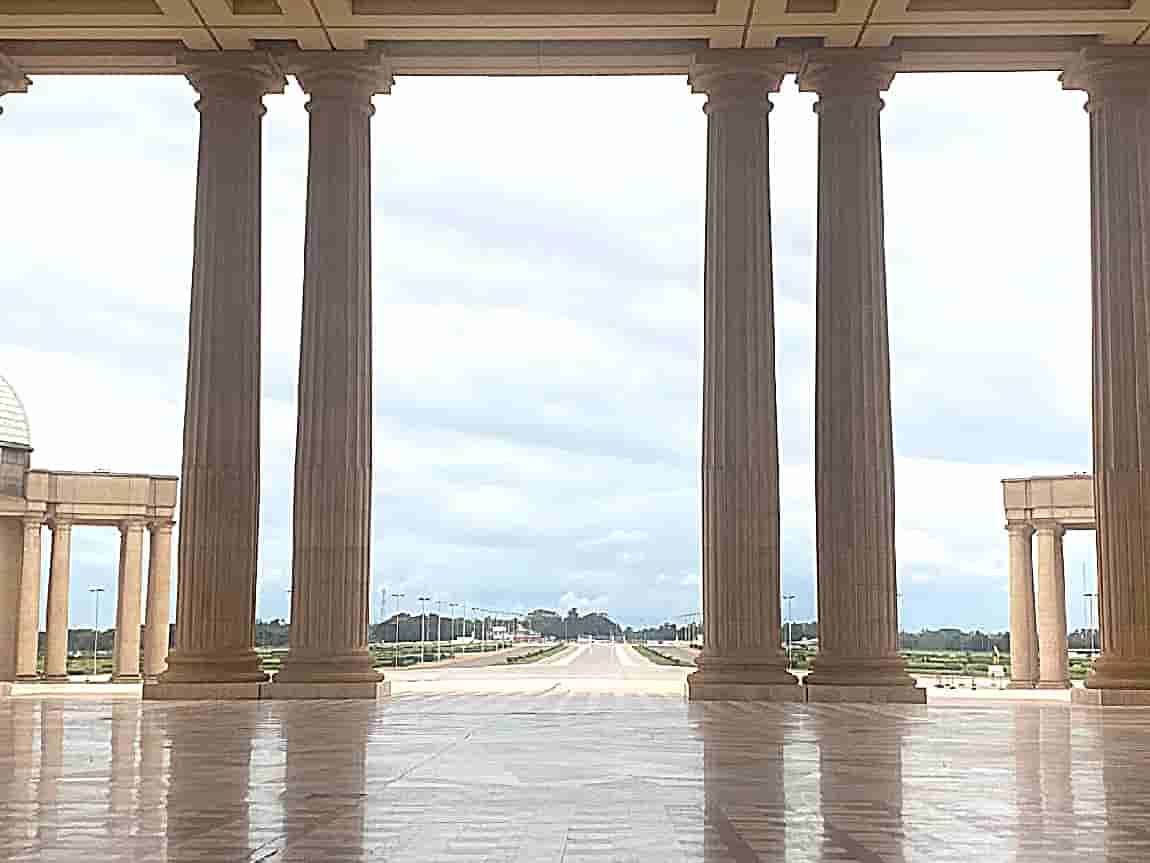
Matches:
[633,643,692,666]
[506,642,568,664]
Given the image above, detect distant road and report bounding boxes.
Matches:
[390,642,692,696]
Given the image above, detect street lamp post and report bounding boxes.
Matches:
[89,586,105,679]
[449,601,459,655]
[418,596,430,663]
[1084,591,1098,658]
[782,594,796,667]
[392,592,405,668]
[436,601,444,661]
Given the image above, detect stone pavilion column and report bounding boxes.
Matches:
[1007,523,1039,688]
[683,49,799,702]
[42,517,74,682]
[0,54,30,114]
[797,49,921,702]
[150,54,286,698]
[14,515,43,681]
[1034,522,1069,689]
[143,520,174,681]
[112,519,145,682]
[270,52,392,697]
[1063,47,1150,703]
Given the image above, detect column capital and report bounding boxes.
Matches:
[1062,46,1150,103]
[282,49,393,105]
[1006,521,1034,537]
[687,49,791,113]
[1033,520,1066,538]
[797,48,900,98]
[48,515,74,531]
[0,53,31,113]
[20,513,42,532]
[181,50,287,104]
[149,519,175,534]
[120,517,148,533]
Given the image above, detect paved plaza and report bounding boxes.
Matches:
[0,644,1145,862]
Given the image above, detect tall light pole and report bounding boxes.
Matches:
[1084,590,1098,657]
[783,594,795,666]
[392,592,405,668]
[418,596,430,663]
[436,600,444,661]
[89,586,105,678]
[449,602,459,650]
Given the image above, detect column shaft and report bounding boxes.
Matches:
[1007,524,1039,688]
[112,521,145,682]
[14,517,42,681]
[158,55,285,688]
[43,520,73,681]
[799,50,915,691]
[275,53,390,687]
[143,521,174,681]
[1063,48,1150,691]
[684,50,797,700]
[1035,524,1070,689]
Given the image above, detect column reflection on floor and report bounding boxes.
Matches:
[814,706,906,863]
[280,702,371,860]
[163,703,257,859]
[700,707,787,861]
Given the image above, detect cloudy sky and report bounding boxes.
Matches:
[0,69,1094,633]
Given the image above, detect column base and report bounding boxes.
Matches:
[1072,687,1150,707]
[1036,680,1071,690]
[143,680,391,701]
[1084,656,1150,690]
[144,681,265,701]
[15,674,40,683]
[687,672,805,702]
[273,649,381,686]
[111,674,142,684]
[1008,680,1038,690]
[263,680,390,700]
[159,648,269,685]
[805,655,916,688]
[40,674,70,683]
[805,684,926,704]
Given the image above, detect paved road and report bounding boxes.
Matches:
[391,641,691,695]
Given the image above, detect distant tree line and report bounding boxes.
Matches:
[523,609,622,640]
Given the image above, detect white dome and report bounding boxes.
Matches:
[0,374,31,449]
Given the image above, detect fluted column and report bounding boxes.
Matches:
[153,54,285,693]
[273,52,391,691]
[1034,522,1070,689]
[1007,523,1039,688]
[1063,47,1150,696]
[0,54,30,115]
[798,49,918,698]
[683,50,798,701]
[42,518,73,682]
[143,520,174,681]
[14,515,43,681]
[112,519,145,682]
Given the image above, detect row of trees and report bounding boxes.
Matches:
[51,620,1099,653]
[627,621,1100,655]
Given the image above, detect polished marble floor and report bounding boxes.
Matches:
[1,688,1148,863]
